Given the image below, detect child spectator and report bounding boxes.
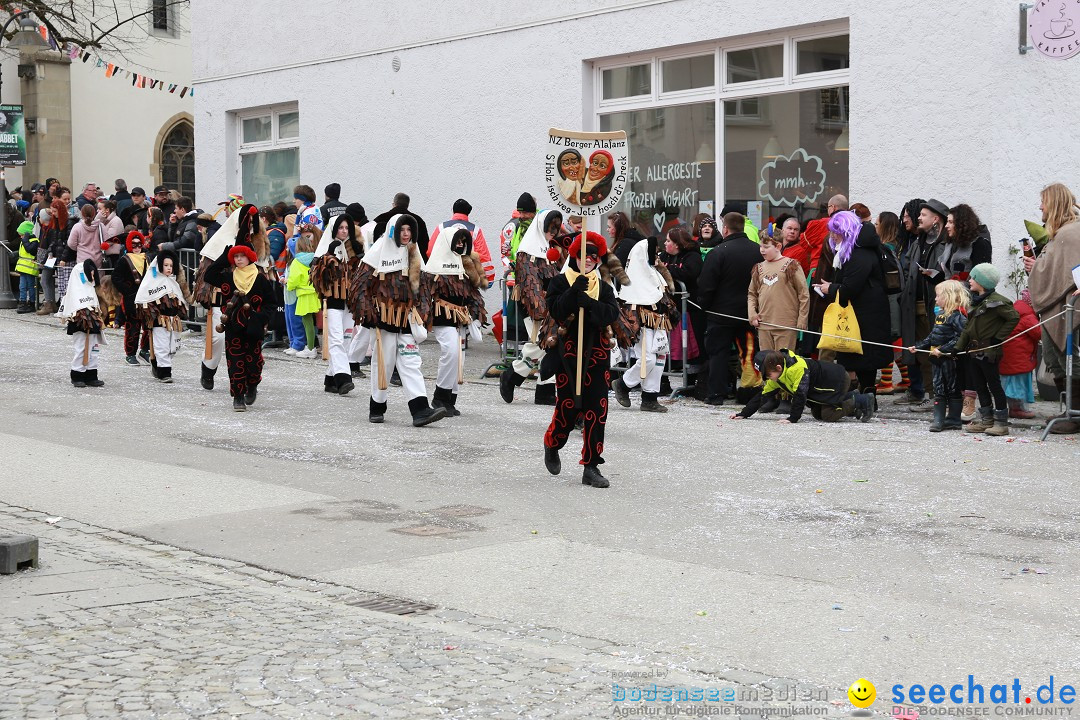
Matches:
[955,263,1020,436]
[731,349,875,423]
[998,289,1041,419]
[747,234,809,351]
[908,279,968,432]
[14,220,39,313]
[286,225,321,359]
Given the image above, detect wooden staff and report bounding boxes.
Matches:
[83,331,90,367]
[375,327,388,391]
[204,309,213,361]
[321,300,329,360]
[574,218,587,409]
[458,329,465,386]
[640,323,648,381]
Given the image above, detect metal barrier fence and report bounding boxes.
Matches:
[662,281,691,398]
[177,248,207,331]
[1041,294,1079,440]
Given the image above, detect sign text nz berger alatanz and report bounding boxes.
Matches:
[545,129,628,217]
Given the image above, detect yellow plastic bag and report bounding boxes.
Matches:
[817,298,862,354]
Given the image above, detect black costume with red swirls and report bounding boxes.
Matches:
[542,270,620,467]
[204,250,277,398]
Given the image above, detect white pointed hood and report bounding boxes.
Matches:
[359,220,376,252]
[517,209,556,260]
[200,205,242,260]
[361,213,409,273]
[135,263,187,307]
[617,240,665,306]
[423,224,466,277]
[57,264,101,318]
[315,215,352,261]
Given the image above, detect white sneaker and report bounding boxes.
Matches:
[296,348,318,359]
[283,347,298,356]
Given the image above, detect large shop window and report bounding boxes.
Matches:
[725,86,849,227]
[600,103,716,237]
[595,27,848,236]
[237,105,300,208]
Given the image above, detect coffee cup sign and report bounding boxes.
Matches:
[544,128,629,216]
[757,148,827,208]
[1029,0,1080,59]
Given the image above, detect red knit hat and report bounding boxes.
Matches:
[125,230,146,253]
[228,245,258,265]
[568,231,608,259]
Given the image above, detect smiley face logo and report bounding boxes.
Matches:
[848,679,876,708]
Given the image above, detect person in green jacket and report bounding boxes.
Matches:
[286,225,321,358]
[955,263,1020,437]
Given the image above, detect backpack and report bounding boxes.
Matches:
[879,243,903,295]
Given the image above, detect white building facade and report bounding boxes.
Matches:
[2,1,193,199]
[192,0,1080,279]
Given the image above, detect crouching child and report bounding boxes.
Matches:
[731,349,875,423]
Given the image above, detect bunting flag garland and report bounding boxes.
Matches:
[33,22,193,99]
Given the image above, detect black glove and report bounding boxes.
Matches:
[572,275,590,293]
[328,240,342,256]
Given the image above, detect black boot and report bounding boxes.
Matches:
[158,366,173,384]
[233,395,247,412]
[150,358,159,380]
[369,397,387,423]
[200,363,215,391]
[324,375,337,393]
[70,370,87,388]
[409,396,447,427]
[640,391,668,413]
[390,369,402,387]
[334,373,354,395]
[84,369,104,387]
[612,377,631,408]
[432,387,454,415]
[943,398,964,430]
[544,446,561,475]
[16,302,32,314]
[774,399,792,415]
[928,398,945,432]
[349,362,365,378]
[448,392,462,417]
[853,392,874,422]
[582,465,609,488]
[534,383,557,406]
[244,384,258,406]
[500,369,524,403]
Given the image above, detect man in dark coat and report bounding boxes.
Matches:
[897,198,950,410]
[373,192,431,258]
[696,212,762,404]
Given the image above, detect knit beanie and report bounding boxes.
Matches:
[969,263,1000,291]
[516,192,537,213]
[453,198,472,216]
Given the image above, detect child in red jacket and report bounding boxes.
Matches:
[998,289,1041,419]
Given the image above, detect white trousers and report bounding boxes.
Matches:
[70,332,103,371]
[204,307,224,370]
[152,326,181,368]
[325,308,351,377]
[622,327,668,394]
[432,325,464,392]
[348,323,372,362]
[512,316,554,385]
[370,330,427,403]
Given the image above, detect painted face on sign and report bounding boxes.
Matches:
[588,154,611,181]
[559,151,584,181]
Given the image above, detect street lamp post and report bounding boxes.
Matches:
[0,10,45,309]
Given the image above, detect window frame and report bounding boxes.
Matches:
[233,103,301,205]
[591,21,849,217]
[149,0,176,37]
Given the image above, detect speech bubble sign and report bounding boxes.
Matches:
[757,148,827,208]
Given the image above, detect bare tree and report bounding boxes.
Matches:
[0,1,189,56]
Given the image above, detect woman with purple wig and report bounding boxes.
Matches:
[812,210,894,397]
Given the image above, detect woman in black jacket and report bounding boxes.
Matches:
[658,226,705,387]
[607,211,644,268]
[942,204,992,284]
[146,206,170,257]
[813,212,893,395]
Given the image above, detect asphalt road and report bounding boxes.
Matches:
[3,310,1078,697]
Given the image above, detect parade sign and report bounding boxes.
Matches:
[0,105,27,166]
[1029,0,1080,59]
[544,128,628,216]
